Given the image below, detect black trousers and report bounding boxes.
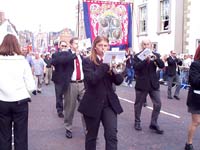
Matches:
[134,89,161,126]
[54,83,64,113]
[167,73,181,97]
[0,99,29,150]
[84,106,118,150]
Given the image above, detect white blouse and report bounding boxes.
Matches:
[0,55,36,102]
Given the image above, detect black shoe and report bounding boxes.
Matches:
[134,123,142,131]
[149,125,164,134]
[185,143,194,150]
[174,95,180,100]
[32,90,37,95]
[143,102,148,107]
[58,112,64,118]
[65,129,72,138]
[168,96,173,99]
[37,90,42,94]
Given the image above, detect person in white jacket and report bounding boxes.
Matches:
[0,34,36,150]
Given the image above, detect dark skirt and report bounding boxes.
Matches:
[188,106,200,114]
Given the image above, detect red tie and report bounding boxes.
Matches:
[76,57,81,80]
[147,57,150,64]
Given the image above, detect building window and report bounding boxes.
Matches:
[139,4,147,34]
[160,0,170,32]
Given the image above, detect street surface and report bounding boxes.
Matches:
[28,81,200,150]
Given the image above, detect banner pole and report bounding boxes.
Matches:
[78,0,80,39]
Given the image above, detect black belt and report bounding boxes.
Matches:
[70,80,83,83]
[17,98,31,104]
[0,98,31,104]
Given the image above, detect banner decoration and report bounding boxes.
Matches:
[83,0,132,50]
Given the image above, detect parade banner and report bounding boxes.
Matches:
[83,0,132,50]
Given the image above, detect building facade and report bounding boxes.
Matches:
[184,0,200,55]
[132,0,184,55]
[132,0,200,56]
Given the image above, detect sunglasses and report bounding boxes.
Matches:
[61,45,67,48]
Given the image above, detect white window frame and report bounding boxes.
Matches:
[157,0,171,34]
[138,4,147,36]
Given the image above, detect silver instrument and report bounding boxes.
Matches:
[110,55,126,74]
[102,50,126,74]
[137,48,157,61]
[149,52,157,61]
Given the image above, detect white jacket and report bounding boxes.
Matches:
[0,55,36,102]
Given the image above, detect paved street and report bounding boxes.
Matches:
[28,82,200,150]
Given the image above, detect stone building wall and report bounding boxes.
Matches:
[183,0,191,53]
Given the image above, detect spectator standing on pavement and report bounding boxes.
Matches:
[21,46,33,67]
[180,54,192,89]
[44,52,53,85]
[185,45,200,150]
[159,54,168,83]
[124,48,135,87]
[166,50,182,100]
[0,34,35,150]
[51,40,69,118]
[133,39,164,134]
[32,52,46,94]
[78,36,124,150]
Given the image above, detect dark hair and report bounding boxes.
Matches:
[0,34,22,56]
[194,45,200,61]
[90,36,109,65]
[69,37,79,45]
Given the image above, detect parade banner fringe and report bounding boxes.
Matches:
[83,0,132,50]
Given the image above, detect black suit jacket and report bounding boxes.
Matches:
[166,56,182,76]
[51,50,77,91]
[187,60,200,109]
[133,51,164,91]
[78,57,123,118]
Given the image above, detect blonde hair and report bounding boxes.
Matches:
[140,39,152,50]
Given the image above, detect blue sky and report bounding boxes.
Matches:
[0,0,78,32]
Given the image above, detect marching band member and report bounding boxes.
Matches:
[78,36,123,150]
[133,39,165,134]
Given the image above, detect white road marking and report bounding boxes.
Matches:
[119,97,134,104]
[118,96,181,119]
[12,125,14,146]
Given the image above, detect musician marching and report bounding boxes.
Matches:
[133,39,165,134]
[78,36,124,150]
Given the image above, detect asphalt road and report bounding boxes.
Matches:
[28,82,200,150]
